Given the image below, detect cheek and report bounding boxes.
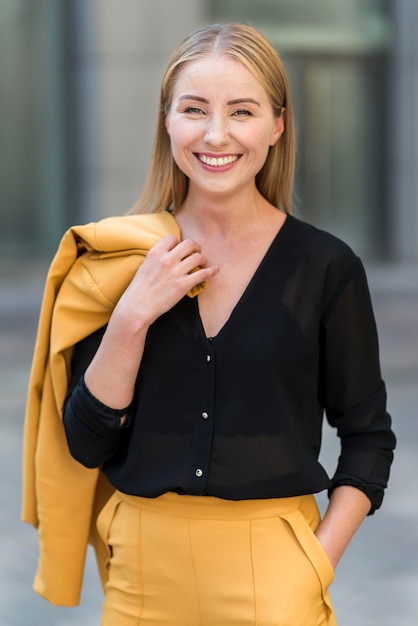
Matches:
[247,128,275,160]
[168,125,200,173]
[169,122,201,154]
[244,123,277,149]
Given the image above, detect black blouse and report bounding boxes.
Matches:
[63,215,396,513]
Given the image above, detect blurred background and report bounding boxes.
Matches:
[0,1,417,625]
[1,0,417,261]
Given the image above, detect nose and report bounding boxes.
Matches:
[204,114,229,147]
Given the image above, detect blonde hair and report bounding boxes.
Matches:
[130,23,296,214]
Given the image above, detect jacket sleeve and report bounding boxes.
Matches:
[320,257,396,513]
[62,326,132,468]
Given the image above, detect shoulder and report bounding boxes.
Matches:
[283,215,366,310]
[285,214,360,276]
[285,214,357,262]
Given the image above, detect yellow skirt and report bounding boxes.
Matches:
[97,491,336,626]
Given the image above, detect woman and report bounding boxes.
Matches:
[62,23,395,625]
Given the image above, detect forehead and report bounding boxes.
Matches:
[172,54,268,100]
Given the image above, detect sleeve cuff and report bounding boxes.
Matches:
[328,480,384,515]
[80,376,132,429]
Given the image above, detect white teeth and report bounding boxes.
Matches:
[199,154,238,167]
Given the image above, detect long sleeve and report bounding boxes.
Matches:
[62,326,133,468]
[320,257,396,513]
[64,376,132,468]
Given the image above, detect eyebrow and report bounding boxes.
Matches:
[178,95,261,107]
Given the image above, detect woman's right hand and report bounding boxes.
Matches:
[111,234,219,331]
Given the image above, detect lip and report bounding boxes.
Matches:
[194,152,242,170]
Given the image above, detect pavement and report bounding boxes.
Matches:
[0,259,417,626]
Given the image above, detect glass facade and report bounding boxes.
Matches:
[212,0,391,258]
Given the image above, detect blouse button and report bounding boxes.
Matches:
[206,354,211,362]
[195,468,203,478]
[201,411,209,420]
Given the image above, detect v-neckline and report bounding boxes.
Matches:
[196,215,291,341]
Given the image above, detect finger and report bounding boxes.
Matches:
[183,263,220,289]
[179,251,208,274]
[171,238,202,261]
[150,234,180,253]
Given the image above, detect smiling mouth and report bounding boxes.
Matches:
[197,154,240,167]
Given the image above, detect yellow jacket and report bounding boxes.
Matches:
[21,211,204,606]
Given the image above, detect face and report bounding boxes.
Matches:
[165,55,284,200]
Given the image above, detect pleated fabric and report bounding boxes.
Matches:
[97,491,336,626]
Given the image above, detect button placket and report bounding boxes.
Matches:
[190,340,216,489]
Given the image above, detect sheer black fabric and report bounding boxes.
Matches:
[63,215,395,513]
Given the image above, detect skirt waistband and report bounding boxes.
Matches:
[114,490,317,521]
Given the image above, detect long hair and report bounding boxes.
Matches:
[130,23,296,214]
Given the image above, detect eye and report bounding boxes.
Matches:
[183,106,205,115]
[232,109,252,117]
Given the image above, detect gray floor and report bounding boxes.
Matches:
[1,260,417,626]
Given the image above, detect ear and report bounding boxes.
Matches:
[269,108,285,146]
[165,113,171,136]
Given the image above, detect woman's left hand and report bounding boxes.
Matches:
[315,485,371,570]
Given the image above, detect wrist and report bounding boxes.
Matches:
[109,305,154,337]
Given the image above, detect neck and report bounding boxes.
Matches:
[175,186,271,241]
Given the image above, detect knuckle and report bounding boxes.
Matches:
[183,238,200,251]
[146,245,158,260]
[158,254,171,270]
